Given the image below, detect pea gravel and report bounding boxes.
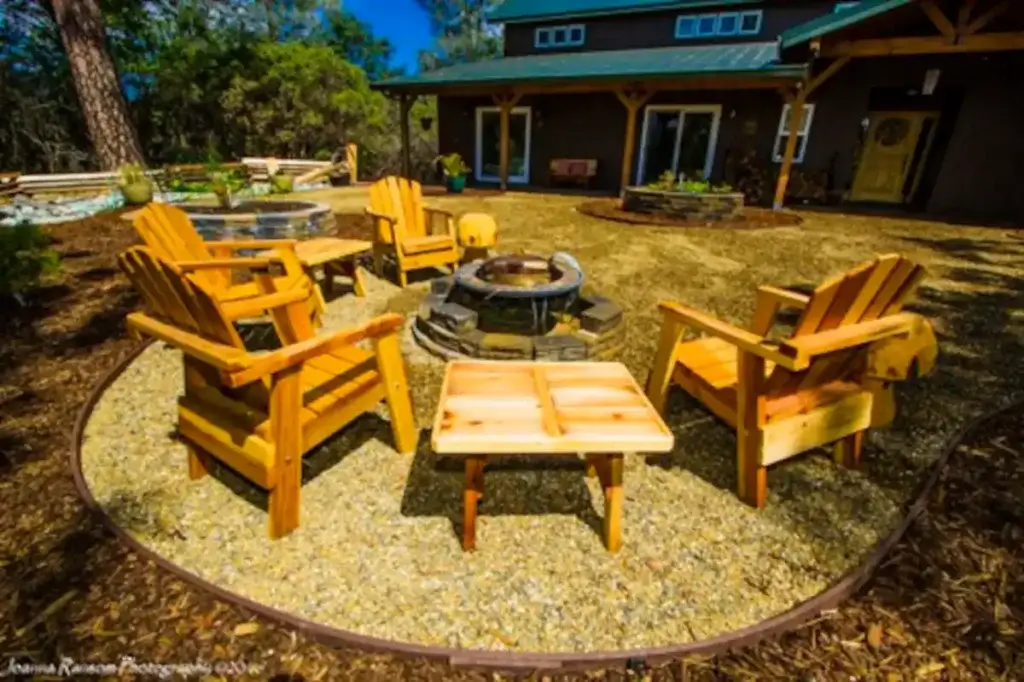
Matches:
[80,194,1024,653]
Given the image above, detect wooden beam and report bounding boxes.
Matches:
[956,0,980,32]
[399,94,411,179]
[614,88,655,193]
[963,0,1009,35]
[822,30,1024,56]
[804,56,851,98]
[493,92,523,192]
[919,0,958,39]
[772,88,807,210]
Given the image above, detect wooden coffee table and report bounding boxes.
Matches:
[261,238,371,298]
[431,360,674,552]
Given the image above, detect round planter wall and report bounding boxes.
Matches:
[622,187,745,222]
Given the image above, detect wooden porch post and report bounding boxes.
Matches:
[494,92,523,191]
[772,56,851,210]
[614,88,655,194]
[399,94,411,179]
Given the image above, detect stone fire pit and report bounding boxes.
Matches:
[622,186,744,222]
[413,253,625,361]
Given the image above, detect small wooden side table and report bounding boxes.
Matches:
[431,360,674,552]
[262,238,371,298]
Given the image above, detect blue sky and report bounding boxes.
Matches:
[344,0,434,72]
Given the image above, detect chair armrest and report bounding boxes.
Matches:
[366,209,401,243]
[220,287,311,320]
[658,301,805,370]
[778,313,919,364]
[126,312,251,371]
[176,257,278,272]
[224,313,404,387]
[757,285,809,309]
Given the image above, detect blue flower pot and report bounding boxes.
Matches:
[446,175,467,194]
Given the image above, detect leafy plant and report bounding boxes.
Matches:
[118,163,148,186]
[647,171,734,194]
[436,152,470,178]
[0,223,60,300]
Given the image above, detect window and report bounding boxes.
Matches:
[773,103,816,164]
[535,24,585,48]
[717,12,739,36]
[696,14,719,36]
[676,10,759,39]
[675,15,697,38]
[738,10,763,35]
[834,1,861,12]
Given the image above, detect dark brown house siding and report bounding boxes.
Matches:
[437,54,1024,221]
[503,0,836,57]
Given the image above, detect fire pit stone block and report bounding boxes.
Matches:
[432,302,478,333]
[479,333,534,359]
[430,276,454,296]
[581,302,623,334]
[534,335,588,361]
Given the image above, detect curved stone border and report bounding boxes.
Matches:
[70,341,1006,674]
[623,187,745,222]
[577,199,802,230]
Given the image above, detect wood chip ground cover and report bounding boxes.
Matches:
[0,193,1021,678]
[77,193,1024,656]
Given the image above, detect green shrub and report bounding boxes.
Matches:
[0,223,60,298]
[647,171,733,194]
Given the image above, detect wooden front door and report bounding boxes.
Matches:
[851,112,936,203]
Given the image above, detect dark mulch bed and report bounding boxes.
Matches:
[0,209,1020,680]
[578,198,802,230]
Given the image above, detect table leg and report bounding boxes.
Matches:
[463,456,485,551]
[583,453,597,479]
[600,454,624,553]
[340,259,367,297]
[310,265,333,300]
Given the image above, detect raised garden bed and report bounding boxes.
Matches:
[577,198,802,229]
[622,186,745,222]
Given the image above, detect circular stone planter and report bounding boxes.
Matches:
[176,200,332,240]
[622,187,745,222]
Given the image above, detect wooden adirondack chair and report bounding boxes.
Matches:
[117,246,418,539]
[646,254,938,508]
[132,203,326,327]
[366,176,460,287]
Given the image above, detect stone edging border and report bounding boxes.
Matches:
[70,340,1004,674]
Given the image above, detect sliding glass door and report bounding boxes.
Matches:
[637,105,721,185]
[475,107,532,184]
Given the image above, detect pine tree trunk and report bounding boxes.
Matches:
[49,0,144,169]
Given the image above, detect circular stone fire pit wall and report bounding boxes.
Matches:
[622,187,745,222]
[413,255,626,361]
[178,201,333,240]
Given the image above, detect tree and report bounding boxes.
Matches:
[47,0,144,168]
[415,0,503,70]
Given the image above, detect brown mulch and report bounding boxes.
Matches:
[0,210,1021,680]
[577,198,802,230]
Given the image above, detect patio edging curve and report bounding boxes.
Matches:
[70,340,1004,673]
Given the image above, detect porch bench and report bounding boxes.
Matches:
[550,159,598,189]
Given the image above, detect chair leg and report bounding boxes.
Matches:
[835,431,864,469]
[374,331,418,455]
[736,352,767,508]
[372,246,385,277]
[397,268,408,288]
[186,444,210,480]
[268,366,302,539]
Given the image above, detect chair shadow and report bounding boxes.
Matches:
[169,412,386,515]
[399,438,606,545]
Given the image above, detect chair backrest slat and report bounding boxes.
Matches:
[764,254,926,398]
[132,204,230,292]
[370,176,427,243]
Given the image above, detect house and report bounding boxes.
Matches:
[373,0,1024,221]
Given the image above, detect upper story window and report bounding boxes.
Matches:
[834,1,861,11]
[675,10,762,39]
[535,24,585,49]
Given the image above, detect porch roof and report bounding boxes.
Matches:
[372,42,806,95]
[779,0,915,49]
[487,0,762,24]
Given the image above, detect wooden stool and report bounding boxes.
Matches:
[457,213,497,263]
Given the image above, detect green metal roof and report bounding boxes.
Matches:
[374,42,804,92]
[780,0,915,49]
[488,0,762,24]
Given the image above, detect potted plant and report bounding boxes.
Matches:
[118,163,153,205]
[266,158,294,194]
[437,153,471,194]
